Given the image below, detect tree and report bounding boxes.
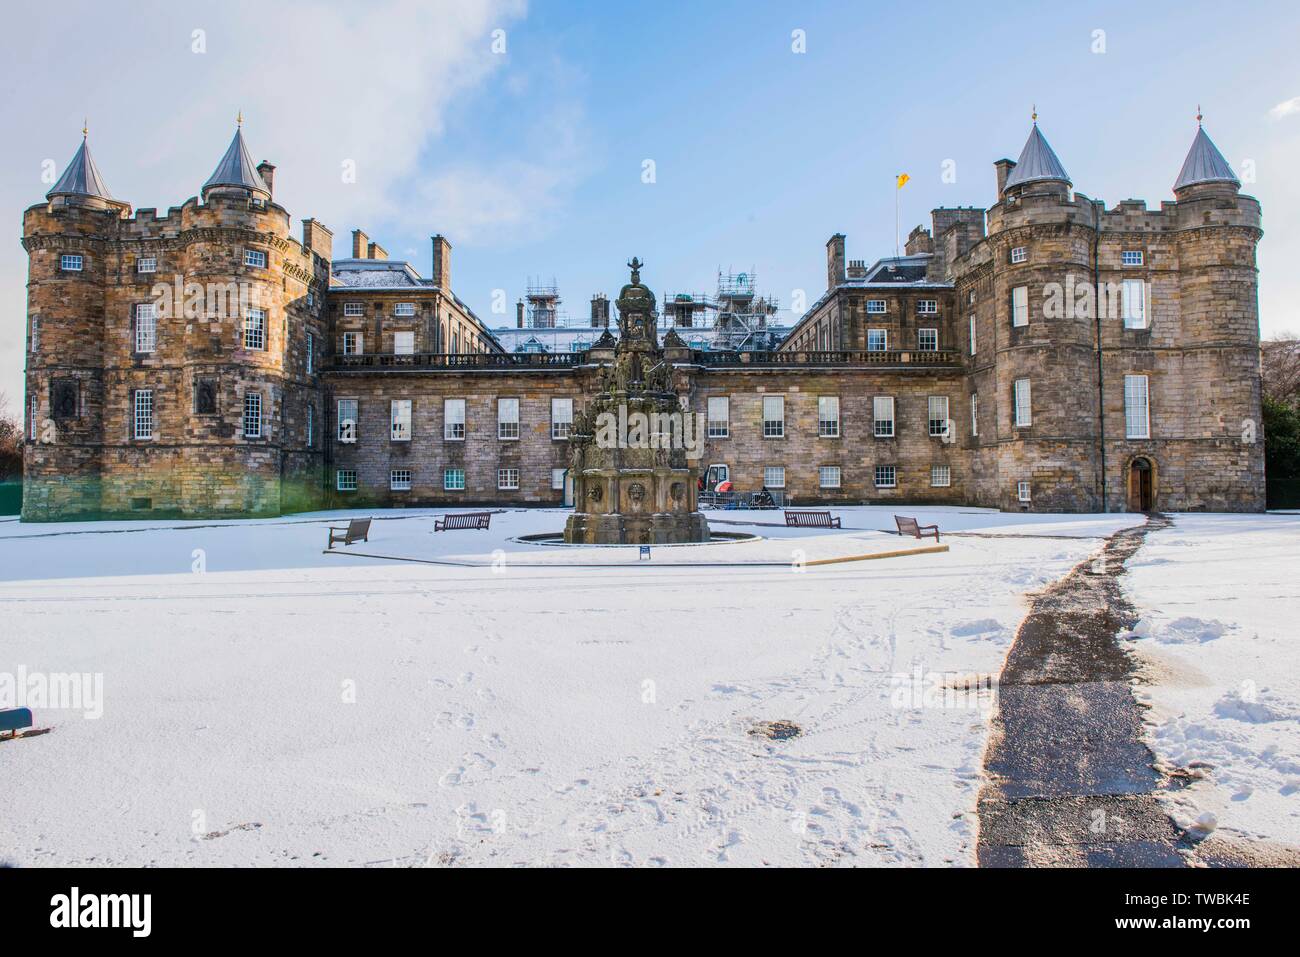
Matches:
[0,392,22,484]
[1262,335,1300,407]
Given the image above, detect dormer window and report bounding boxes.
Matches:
[1122,250,1144,267]
[917,300,938,315]
[344,302,364,317]
[60,254,83,272]
[1010,246,1028,264]
[137,256,157,274]
[244,249,267,268]
[393,302,416,317]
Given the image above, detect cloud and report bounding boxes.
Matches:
[0,0,529,403]
[1269,96,1300,120]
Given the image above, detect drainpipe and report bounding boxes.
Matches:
[1092,200,1107,512]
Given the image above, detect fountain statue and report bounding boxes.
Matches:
[563,258,710,544]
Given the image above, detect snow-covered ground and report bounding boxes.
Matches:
[1122,514,1300,849]
[0,504,1207,867]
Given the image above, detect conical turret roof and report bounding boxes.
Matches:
[1174,125,1239,191]
[47,134,113,200]
[1002,122,1071,192]
[203,125,269,196]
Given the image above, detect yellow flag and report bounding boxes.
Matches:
[896,173,910,190]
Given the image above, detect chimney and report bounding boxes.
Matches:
[516,300,525,328]
[256,162,276,197]
[351,229,369,259]
[904,226,933,256]
[995,159,1016,196]
[431,234,452,290]
[826,233,846,292]
[367,241,388,261]
[591,293,609,328]
[302,219,334,260]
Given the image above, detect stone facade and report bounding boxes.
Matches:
[21,121,1265,519]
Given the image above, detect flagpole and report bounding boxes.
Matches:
[895,174,900,261]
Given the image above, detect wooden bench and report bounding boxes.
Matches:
[327,517,372,549]
[434,511,492,532]
[894,514,940,542]
[0,707,33,740]
[784,510,841,529]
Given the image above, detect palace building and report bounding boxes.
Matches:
[20,117,1265,520]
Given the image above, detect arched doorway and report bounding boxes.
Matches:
[1127,457,1155,512]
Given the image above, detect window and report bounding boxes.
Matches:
[1013,378,1032,427]
[306,404,313,447]
[551,398,573,439]
[498,398,520,440]
[1122,250,1144,267]
[444,468,466,491]
[29,396,38,440]
[918,328,938,352]
[342,331,363,355]
[762,395,785,438]
[917,299,938,315]
[551,468,566,491]
[928,396,949,437]
[971,394,979,437]
[1122,279,1147,329]
[243,393,262,439]
[394,302,416,317]
[873,396,895,438]
[819,465,841,489]
[969,290,976,304]
[133,390,153,439]
[244,309,266,350]
[763,466,786,488]
[343,302,364,317]
[1010,246,1027,264]
[1011,285,1029,327]
[867,329,888,352]
[137,256,157,274]
[60,254,83,271]
[391,399,412,441]
[818,396,840,438]
[444,398,465,440]
[244,249,267,268]
[1124,374,1150,439]
[394,331,415,355]
[874,465,896,488]
[337,399,358,443]
[30,316,39,353]
[1017,480,1032,503]
[707,396,730,438]
[931,464,951,487]
[134,303,156,353]
[336,469,358,492]
[867,299,886,314]
[306,333,315,373]
[307,292,315,309]
[498,468,520,490]
[390,469,412,491]
[968,315,976,356]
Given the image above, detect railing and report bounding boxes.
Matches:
[693,349,960,367]
[330,352,585,370]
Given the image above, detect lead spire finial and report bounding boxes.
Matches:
[1196,104,1203,126]
[1031,103,1037,124]
[82,117,88,139]
[237,109,243,128]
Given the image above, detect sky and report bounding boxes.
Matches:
[2,0,1298,405]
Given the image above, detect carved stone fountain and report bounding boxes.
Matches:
[563,259,710,544]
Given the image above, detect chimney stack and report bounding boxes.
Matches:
[302,219,334,260]
[351,229,369,259]
[516,300,525,328]
[367,241,387,261]
[995,159,1016,196]
[826,233,846,292]
[431,234,452,290]
[256,162,275,197]
[590,293,610,328]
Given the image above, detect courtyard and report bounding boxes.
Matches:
[1,506,1295,867]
